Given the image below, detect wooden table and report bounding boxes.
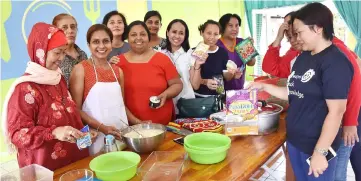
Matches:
[54,114,287,181]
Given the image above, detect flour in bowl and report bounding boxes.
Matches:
[124,129,163,138]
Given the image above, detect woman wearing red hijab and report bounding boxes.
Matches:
[1,22,89,171]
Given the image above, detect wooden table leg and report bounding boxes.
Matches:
[282,144,296,181]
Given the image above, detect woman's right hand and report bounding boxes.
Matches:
[195,58,206,66]
[206,79,218,90]
[109,56,120,64]
[193,55,206,67]
[276,22,289,41]
[100,125,121,140]
[52,126,84,143]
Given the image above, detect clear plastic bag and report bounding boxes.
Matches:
[212,75,224,95]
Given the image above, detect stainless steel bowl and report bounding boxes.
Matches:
[258,103,283,135]
[120,123,166,153]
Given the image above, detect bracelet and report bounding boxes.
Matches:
[314,148,328,156]
[96,123,103,132]
[194,66,201,70]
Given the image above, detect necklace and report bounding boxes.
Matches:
[171,53,181,65]
[167,49,183,65]
[167,51,183,78]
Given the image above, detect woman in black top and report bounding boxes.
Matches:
[189,20,237,97]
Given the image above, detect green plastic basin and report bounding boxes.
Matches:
[184,132,231,151]
[184,143,229,164]
[89,151,141,181]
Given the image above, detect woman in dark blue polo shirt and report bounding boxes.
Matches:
[248,3,354,181]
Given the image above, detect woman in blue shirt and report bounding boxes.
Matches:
[248,3,353,181]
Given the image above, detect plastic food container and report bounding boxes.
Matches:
[183,132,231,164]
[0,164,53,181]
[59,169,93,181]
[137,151,187,181]
[184,144,229,164]
[184,132,231,151]
[89,151,141,181]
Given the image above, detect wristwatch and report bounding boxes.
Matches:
[314,148,328,156]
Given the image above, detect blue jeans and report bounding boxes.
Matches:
[334,140,353,181]
[287,142,338,181]
[350,132,361,181]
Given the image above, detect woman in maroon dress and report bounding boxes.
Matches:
[1,22,89,171]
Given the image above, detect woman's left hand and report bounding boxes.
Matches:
[249,37,255,44]
[308,153,328,178]
[156,93,168,109]
[234,70,243,79]
[227,68,237,75]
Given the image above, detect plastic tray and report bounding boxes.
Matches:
[0,164,53,181]
[137,151,187,181]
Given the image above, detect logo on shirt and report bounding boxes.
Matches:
[288,71,295,84]
[288,71,305,99]
[287,71,295,95]
[301,69,315,83]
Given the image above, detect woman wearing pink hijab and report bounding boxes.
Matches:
[1,22,90,170]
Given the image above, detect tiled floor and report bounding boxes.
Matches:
[249,148,357,181]
[0,149,357,180]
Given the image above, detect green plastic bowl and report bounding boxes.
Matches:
[184,132,231,151]
[89,151,141,181]
[184,143,229,164]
